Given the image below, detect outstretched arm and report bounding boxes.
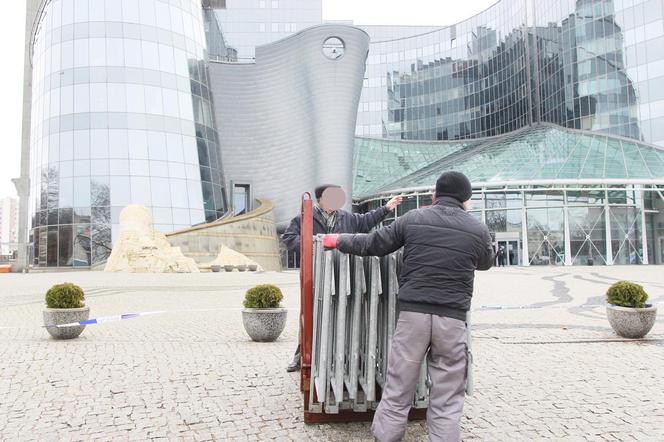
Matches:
[350,195,403,232]
[336,216,406,256]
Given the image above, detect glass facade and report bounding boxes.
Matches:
[213,0,322,61]
[353,125,664,266]
[356,0,664,147]
[356,185,664,266]
[29,0,226,267]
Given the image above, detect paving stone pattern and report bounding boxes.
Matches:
[0,267,662,441]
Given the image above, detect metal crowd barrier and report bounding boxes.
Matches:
[307,235,473,416]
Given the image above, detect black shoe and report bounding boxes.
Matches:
[286,360,301,372]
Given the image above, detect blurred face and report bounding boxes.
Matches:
[463,200,471,211]
[319,187,345,213]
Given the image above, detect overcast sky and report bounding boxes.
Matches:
[0,0,497,200]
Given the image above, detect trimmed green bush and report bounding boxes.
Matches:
[606,281,648,308]
[45,283,86,309]
[243,284,283,309]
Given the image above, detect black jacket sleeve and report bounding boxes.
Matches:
[337,215,406,257]
[281,216,302,252]
[349,206,392,233]
[476,226,495,271]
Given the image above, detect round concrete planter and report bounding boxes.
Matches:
[211,265,221,273]
[43,306,90,340]
[606,304,657,339]
[237,264,247,272]
[224,265,235,272]
[248,264,258,272]
[241,308,287,342]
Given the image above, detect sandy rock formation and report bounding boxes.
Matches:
[104,205,199,273]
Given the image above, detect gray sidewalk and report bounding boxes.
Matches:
[0,266,662,441]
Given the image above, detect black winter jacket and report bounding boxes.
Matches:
[281,205,392,252]
[336,197,494,321]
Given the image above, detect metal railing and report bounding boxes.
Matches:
[306,235,473,415]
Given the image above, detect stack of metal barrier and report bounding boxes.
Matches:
[308,236,472,414]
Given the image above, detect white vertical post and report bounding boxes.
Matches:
[605,190,613,265]
[563,191,572,266]
[521,192,529,266]
[640,187,649,265]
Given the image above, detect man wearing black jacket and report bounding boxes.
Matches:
[322,172,494,442]
[282,184,402,372]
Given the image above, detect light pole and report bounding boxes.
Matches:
[11,177,29,273]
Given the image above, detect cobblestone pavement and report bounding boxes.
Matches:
[0,266,663,441]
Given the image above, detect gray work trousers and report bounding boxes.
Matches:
[371,311,467,442]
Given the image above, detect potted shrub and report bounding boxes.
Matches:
[606,281,658,339]
[241,284,287,342]
[43,283,90,340]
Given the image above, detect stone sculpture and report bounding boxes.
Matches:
[104,205,200,273]
[207,245,264,271]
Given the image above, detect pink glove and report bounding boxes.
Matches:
[322,234,339,249]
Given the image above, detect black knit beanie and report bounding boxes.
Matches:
[315,184,341,200]
[435,171,473,203]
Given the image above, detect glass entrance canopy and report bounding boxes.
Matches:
[353,124,664,266]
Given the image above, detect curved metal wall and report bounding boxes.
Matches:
[28,0,224,267]
[209,24,369,227]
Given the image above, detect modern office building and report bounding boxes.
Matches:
[18,0,664,268]
[24,0,228,267]
[350,0,664,266]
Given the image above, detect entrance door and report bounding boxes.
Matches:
[496,240,520,266]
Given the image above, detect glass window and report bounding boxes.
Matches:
[150,177,171,207]
[47,227,58,267]
[148,131,168,160]
[162,89,179,118]
[106,38,124,66]
[170,179,189,208]
[90,129,110,158]
[128,130,149,159]
[141,41,160,71]
[125,84,146,113]
[187,180,204,209]
[73,176,91,207]
[130,176,151,206]
[109,159,130,176]
[73,130,90,159]
[90,83,108,112]
[59,177,74,208]
[122,0,140,24]
[144,86,164,114]
[123,38,142,68]
[107,83,127,112]
[159,44,176,73]
[88,38,106,66]
[130,159,150,176]
[91,223,112,264]
[155,1,171,31]
[138,0,157,26]
[91,178,110,207]
[110,176,131,206]
[108,130,129,158]
[149,160,169,177]
[166,133,184,162]
[91,159,109,176]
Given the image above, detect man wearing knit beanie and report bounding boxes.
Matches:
[322,171,494,441]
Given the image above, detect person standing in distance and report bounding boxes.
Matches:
[321,172,494,441]
[281,184,403,372]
